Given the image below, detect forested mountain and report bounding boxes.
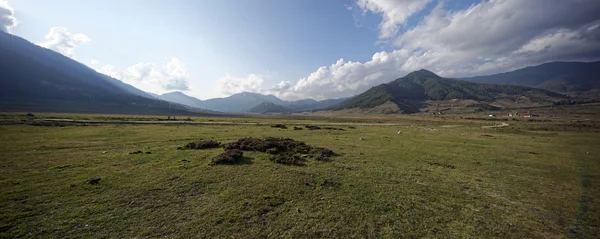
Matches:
[330,69,567,113]
[0,31,200,115]
[464,61,600,92]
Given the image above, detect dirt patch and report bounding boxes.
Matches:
[271,124,288,129]
[211,149,244,165]
[223,137,338,164]
[178,140,221,150]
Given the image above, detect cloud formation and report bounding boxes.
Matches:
[39,27,90,58]
[0,0,17,32]
[356,0,433,39]
[260,0,600,100]
[96,58,190,92]
[215,74,265,96]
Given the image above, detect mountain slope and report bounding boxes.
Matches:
[331,69,567,113]
[248,102,291,114]
[0,31,198,115]
[464,61,600,92]
[157,91,205,108]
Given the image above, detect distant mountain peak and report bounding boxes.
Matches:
[407,69,440,78]
[162,91,187,96]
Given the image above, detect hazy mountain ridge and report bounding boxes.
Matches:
[155,91,350,113]
[248,102,291,114]
[463,61,600,92]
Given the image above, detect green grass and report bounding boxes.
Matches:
[0,114,599,238]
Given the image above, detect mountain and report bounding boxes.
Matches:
[464,61,600,92]
[0,31,201,115]
[330,69,567,113]
[199,92,285,113]
[155,90,348,113]
[157,91,205,108]
[248,102,291,114]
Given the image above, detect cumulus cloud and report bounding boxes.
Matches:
[260,0,600,100]
[214,74,265,96]
[39,27,90,58]
[394,0,600,76]
[0,0,17,32]
[96,58,190,92]
[356,0,433,39]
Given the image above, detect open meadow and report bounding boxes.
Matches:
[1,111,599,238]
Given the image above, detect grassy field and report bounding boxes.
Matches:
[1,112,599,238]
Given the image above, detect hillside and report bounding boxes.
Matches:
[157,91,205,108]
[331,69,567,113]
[0,31,200,115]
[464,61,600,92]
[248,102,291,114]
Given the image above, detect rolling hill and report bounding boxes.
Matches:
[0,31,208,115]
[464,61,600,92]
[330,69,567,113]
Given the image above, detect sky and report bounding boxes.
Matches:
[2,0,600,100]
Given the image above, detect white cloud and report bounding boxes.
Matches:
[356,0,433,39]
[0,0,17,32]
[39,27,90,58]
[393,0,600,76]
[214,74,265,96]
[89,59,100,65]
[257,0,600,100]
[95,58,190,92]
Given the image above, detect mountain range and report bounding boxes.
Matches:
[1,29,598,115]
[153,91,349,113]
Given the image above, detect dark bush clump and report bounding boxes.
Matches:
[179,140,221,150]
[323,127,345,131]
[223,137,311,153]
[310,147,338,161]
[293,126,303,130]
[269,153,305,166]
[305,125,321,130]
[222,137,337,165]
[271,124,288,129]
[211,149,244,165]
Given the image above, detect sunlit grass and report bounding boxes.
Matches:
[0,114,598,238]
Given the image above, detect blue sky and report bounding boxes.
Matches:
[2,0,600,100]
